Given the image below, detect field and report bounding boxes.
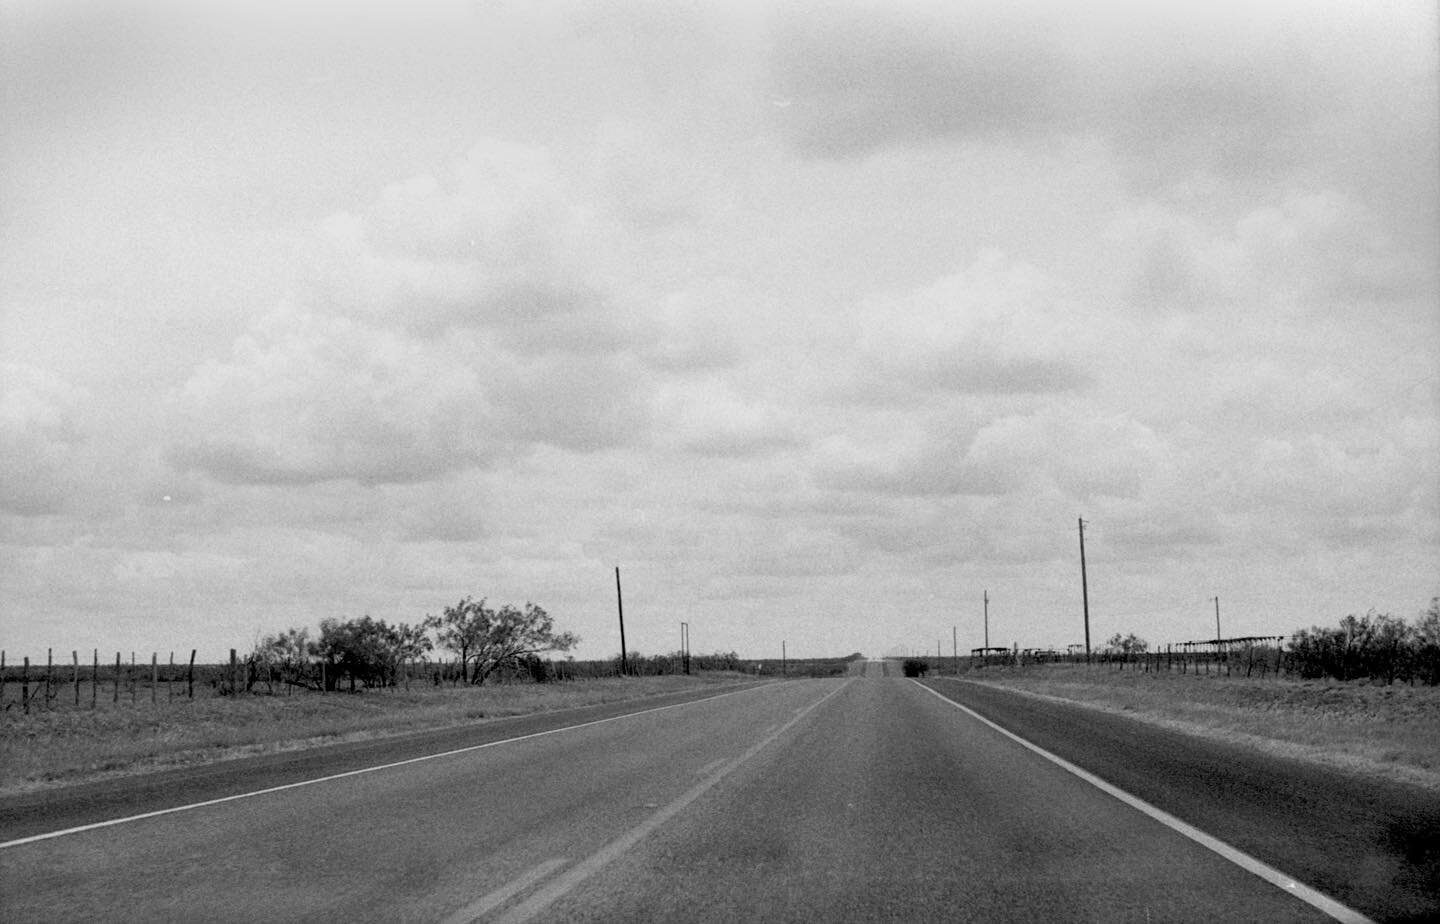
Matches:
[0,672,757,796]
[955,662,1440,791]
[8,660,1438,799]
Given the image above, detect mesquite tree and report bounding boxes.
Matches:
[427,597,578,684]
[312,616,431,690]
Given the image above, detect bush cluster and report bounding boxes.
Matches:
[902,658,929,678]
[248,597,579,693]
[250,617,431,692]
[1288,600,1440,684]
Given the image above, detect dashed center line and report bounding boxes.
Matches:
[695,758,728,778]
[490,679,853,924]
[439,858,568,924]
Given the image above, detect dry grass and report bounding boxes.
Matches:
[956,663,1440,791]
[0,673,756,796]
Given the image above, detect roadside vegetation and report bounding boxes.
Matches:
[0,594,780,796]
[0,671,756,796]
[950,600,1440,791]
[955,662,1440,790]
[1,584,860,796]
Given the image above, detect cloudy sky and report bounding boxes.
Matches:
[2,0,1437,663]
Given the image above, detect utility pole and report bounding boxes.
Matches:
[1079,518,1091,660]
[1211,596,1221,641]
[615,566,628,677]
[984,589,989,649]
[952,625,957,674]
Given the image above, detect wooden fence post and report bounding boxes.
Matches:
[188,650,196,699]
[92,649,98,709]
[73,650,80,707]
[21,657,29,714]
[151,653,158,704]
[45,648,53,709]
[1,650,5,710]
[168,651,174,701]
[228,649,237,697]
[114,651,121,704]
[130,652,136,705]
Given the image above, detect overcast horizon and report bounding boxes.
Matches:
[2,0,1437,664]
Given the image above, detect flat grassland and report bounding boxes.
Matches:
[956,663,1440,791]
[8,666,1438,798]
[0,673,754,797]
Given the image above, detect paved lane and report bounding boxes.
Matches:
[535,665,1335,922]
[919,676,1440,923]
[0,681,770,843]
[0,680,844,922]
[1,666,1378,922]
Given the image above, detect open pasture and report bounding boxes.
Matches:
[960,662,1440,790]
[0,672,755,795]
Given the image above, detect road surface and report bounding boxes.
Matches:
[2,662,1434,922]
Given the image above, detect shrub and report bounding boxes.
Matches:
[902,658,929,678]
[1288,607,1433,684]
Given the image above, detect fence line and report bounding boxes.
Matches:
[1,648,204,714]
[962,634,1440,685]
[0,649,765,714]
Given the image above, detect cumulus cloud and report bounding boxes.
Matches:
[658,377,804,457]
[763,0,1434,222]
[169,299,658,486]
[169,307,493,485]
[842,251,1091,401]
[304,139,636,352]
[0,362,91,515]
[167,134,667,486]
[642,279,751,372]
[1102,184,1436,326]
[768,2,1069,156]
[1229,431,1436,523]
[489,352,653,453]
[1234,191,1433,305]
[3,0,1434,660]
[814,402,1167,502]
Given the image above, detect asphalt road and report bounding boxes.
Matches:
[2,663,1432,922]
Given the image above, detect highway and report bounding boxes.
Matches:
[2,661,1434,922]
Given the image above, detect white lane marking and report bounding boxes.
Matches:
[0,683,774,851]
[439,858,569,924]
[912,680,1374,924]
[695,758,727,778]
[493,679,853,924]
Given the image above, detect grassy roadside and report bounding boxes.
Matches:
[0,673,760,797]
[948,663,1440,791]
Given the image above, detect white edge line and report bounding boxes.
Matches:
[0,682,777,851]
[911,680,1374,924]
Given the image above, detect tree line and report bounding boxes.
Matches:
[250,596,577,692]
[1095,598,1440,684]
[1287,599,1440,684]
